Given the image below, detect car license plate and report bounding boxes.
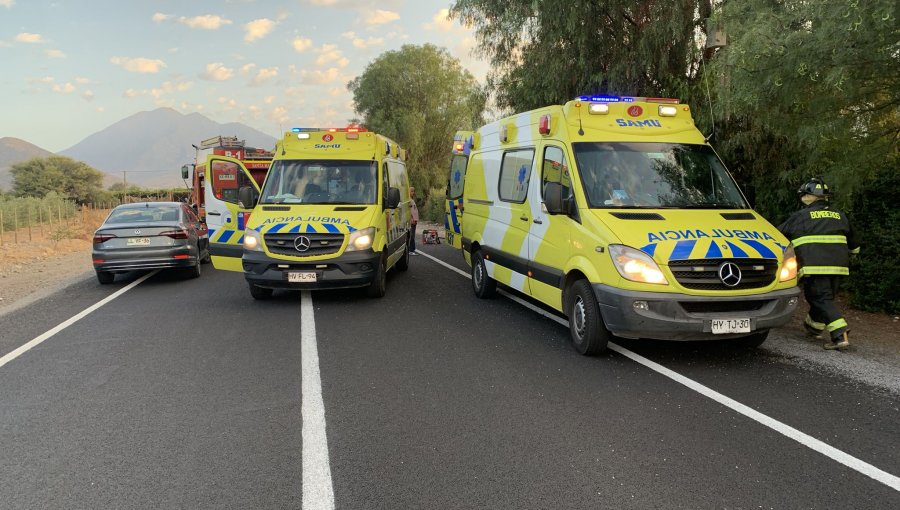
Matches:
[126,238,151,246]
[288,272,317,283]
[711,318,751,334]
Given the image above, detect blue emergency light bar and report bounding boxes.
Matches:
[577,95,636,103]
[291,127,322,132]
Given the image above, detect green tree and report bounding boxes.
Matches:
[348,44,486,208]
[11,156,106,204]
[451,0,716,111]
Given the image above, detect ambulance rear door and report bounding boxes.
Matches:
[204,155,260,271]
[445,153,468,249]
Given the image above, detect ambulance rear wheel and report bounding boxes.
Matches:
[367,255,387,298]
[472,250,497,298]
[567,279,609,355]
[396,237,410,272]
[249,283,273,300]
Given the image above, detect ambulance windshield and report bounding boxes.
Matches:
[572,142,748,209]
[260,159,378,205]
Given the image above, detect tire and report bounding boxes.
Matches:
[200,241,211,264]
[366,254,387,298]
[96,271,114,285]
[249,283,273,300]
[566,279,609,355]
[733,330,769,348]
[471,250,497,298]
[186,255,202,279]
[396,236,410,272]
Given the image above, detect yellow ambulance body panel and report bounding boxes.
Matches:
[212,128,412,299]
[448,96,801,353]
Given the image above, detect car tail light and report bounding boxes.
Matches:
[172,254,191,259]
[160,229,189,239]
[93,233,116,244]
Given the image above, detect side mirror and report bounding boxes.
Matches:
[543,182,565,214]
[181,164,190,180]
[238,186,259,209]
[385,187,401,209]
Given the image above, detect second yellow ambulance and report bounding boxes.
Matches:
[447,96,800,354]
[208,127,412,299]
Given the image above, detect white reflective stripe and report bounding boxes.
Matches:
[792,235,847,247]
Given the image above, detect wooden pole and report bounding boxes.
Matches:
[0,208,4,247]
[39,206,44,239]
[14,207,19,244]
[27,206,33,241]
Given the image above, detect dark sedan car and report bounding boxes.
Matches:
[92,202,210,284]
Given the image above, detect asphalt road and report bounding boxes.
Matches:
[1,244,898,509]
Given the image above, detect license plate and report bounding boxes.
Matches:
[288,272,317,283]
[711,318,751,334]
[127,238,151,246]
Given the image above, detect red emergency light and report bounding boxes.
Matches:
[539,114,551,135]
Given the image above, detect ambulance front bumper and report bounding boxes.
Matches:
[592,284,801,341]
[242,249,380,290]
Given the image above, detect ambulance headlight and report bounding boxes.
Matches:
[345,227,375,252]
[779,245,798,282]
[609,245,668,285]
[243,229,263,252]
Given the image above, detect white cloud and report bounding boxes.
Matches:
[151,80,192,99]
[151,12,172,23]
[292,37,313,53]
[81,90,94,101]
[123,89,144,98]
[301,67,341,85]
[424,9,454,32]
[315,44,348,68]
[95,106,105,113]
[1,0,16,7]
[364,10,399,26]
[244,18,276,42]
[29,76,54,84]
[111,56,166,73]
[52,83,75,94]
[219,97,238,111]
[177,15,232,30]
[15,33,44,43]
[264,96,275,104]
[75,77,93,84]
[200,62,234,81]
[270,106,289,123]
[45,49,65,58]
[250,67,278,86]
[240,63,256,75]
[352,36,383,49]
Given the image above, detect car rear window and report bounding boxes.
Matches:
[106,206,180,224]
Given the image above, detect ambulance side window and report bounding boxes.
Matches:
[448,155,467,200]
[382,162,390,201]
[542,146,572,201]
[499,149,534,203]
[210,160,252,205]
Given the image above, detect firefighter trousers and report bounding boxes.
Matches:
[802,275,849,340]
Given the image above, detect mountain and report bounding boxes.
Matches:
[59,108,277,188]
[0,137,55,191]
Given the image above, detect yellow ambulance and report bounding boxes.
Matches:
[446,96,800,354]
[208,127,412,299]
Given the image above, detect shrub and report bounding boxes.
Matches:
[422,187,446,223]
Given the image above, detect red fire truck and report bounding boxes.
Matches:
[181,136,274,222]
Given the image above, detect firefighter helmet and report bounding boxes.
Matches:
[797,178,830,198]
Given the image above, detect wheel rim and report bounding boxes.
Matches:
[474,259,484,290]
[573,295,586,340]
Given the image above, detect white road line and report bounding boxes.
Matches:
[301,290,335,510]
[419,250,900,492]
[0,271,157,369]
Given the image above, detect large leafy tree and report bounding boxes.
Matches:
[450,0,715,111]
[11,156,106,203]
[348,44,486,197]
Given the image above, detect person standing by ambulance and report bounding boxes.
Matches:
[408,186,419,255]
[778,178,860,350]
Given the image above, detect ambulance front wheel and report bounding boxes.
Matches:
[567,279,609,355]
[472,250,497,298]
[366,254,387,298]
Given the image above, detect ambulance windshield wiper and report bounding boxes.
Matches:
[679,203,739,209]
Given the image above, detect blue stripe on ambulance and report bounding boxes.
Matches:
[289,224,302,233]
[323,223,340,233]
[449,201,460,233]
[670,240,696,260]
[725,240,749,258]
[237,235,244,245]
[218,230,235,244]
[267,223,287,233]
[740,239,777,259]
[306,224,317,233]
[705,242,723,259]
[639,243,657,257]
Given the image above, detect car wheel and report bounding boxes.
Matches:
[567,279,609,355]
[200,242,211,264]
[471,250,497,298]
[187,257,202,279]
[366,254,387,298]
[96,271,114,285]
[396,237,410,272]
[249,283,273,300]
[733,330,769,348]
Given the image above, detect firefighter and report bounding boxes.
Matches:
[778,178,860,350]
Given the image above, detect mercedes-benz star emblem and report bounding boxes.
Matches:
[134,230,142,235]
[294,236,311,252]
[718,262,742,287]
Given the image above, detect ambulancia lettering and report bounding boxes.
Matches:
[261,215,351,225]
[646,229,776,243]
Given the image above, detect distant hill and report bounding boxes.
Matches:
[59,108,277,188]
[0,137,55,191]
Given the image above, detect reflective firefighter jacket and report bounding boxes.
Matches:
[778,202,860,277]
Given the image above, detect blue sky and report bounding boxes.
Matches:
[0,0,488,152]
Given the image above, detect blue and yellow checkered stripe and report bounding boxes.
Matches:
[640,238,784,261]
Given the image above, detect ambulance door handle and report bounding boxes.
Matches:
[207,212,222,216]
[519,215,529,222]
[533,219,543,224]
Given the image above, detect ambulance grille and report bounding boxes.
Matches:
[668,258,778,290]
[264,232,344,257]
